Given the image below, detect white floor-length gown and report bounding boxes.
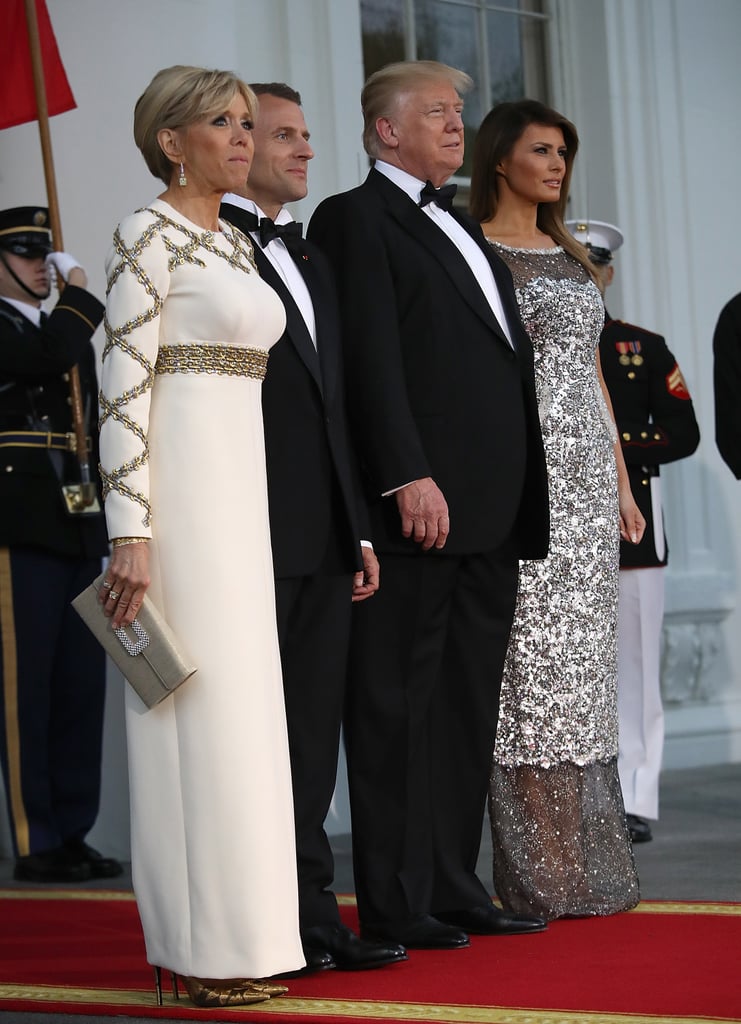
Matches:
[100,198,304,979]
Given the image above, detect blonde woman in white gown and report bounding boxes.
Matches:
[98,66,304,1006]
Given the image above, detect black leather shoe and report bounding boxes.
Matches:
[303,923,407,971]
[362,914,469,950]
[436,904,547,935]
[626,814,653,843]
[14,848,92,883]
[64,838,124,878]
[274,946,336,978]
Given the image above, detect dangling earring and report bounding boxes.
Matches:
[178,162,187,187]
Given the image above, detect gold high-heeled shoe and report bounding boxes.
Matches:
[153,968,272,1006]
[240,978,289,996]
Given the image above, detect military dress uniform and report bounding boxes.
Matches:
[0,207,114,881]
[599,313,700,825]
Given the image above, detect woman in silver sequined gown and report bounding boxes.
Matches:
[470,101,644,920]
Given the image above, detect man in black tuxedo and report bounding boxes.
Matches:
[221,84,405,974]
[0,206,119,883]
[308,61,550,949]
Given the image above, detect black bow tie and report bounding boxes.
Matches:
[240,211,303,249]
[419,180,458,213]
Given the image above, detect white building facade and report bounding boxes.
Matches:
[1,0,739,858]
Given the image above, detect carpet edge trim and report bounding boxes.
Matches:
[0,985,737,1024]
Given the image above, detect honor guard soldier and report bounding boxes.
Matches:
[568,218,700,844]
[0,206,121,881]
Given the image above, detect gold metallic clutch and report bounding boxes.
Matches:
[72,574,197,708]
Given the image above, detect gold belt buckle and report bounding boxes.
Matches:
[63,432,92,453]
[62,482,101,515]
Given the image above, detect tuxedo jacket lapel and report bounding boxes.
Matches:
[295,251,339,405]
[220,202,324,395]
[367,169,512,349]
[254,246,324,397]
[462,216,538,364]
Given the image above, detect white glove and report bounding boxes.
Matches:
[46,251,83,281]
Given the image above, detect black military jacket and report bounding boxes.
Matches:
[0,289,108,558]
[599,314,700,568]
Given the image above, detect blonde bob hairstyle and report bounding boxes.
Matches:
[361,60,473,159]
[133,65,257,186]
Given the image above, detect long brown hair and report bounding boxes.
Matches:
[470,99,595,279]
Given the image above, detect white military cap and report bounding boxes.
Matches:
[565,219,624,264]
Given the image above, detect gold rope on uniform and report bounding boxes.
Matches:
[155,344,269,380]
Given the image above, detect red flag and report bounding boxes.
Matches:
[0,0,76,130]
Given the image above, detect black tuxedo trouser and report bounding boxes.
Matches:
[275,568,353,930]
[0,547,105,856]
[344,541,518,927]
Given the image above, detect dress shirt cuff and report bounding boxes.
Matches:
[381,480,414,497]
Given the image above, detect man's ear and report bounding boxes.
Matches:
[375,117,399,149]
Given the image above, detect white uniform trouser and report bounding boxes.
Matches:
[616,566,665,820]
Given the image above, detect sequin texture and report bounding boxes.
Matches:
[487,243,639,920]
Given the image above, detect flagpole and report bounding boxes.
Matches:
[23,0,96,510]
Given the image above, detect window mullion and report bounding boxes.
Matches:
[477,1,490,113]
[405,0,417,60]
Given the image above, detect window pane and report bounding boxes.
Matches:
[360,1,549,180]
[361,0,407,74]
[520,6,548,100]
[415,0,483,178]
[486,10,525,106]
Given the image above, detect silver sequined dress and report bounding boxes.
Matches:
[487,243,639,920]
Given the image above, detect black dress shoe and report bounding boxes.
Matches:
[626,814,653,843]
[362,914,469,950]
[436,904,547,935]
[14,848,92,883]
[64,838,124,878]
[274,946,336,978]
[303,923,407,971]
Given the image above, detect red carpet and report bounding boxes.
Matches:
[1,889,740,1022]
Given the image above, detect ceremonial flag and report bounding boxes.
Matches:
[0,0,75,130]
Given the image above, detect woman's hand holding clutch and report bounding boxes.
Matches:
[100,540,151,629]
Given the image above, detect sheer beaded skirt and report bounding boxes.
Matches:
[487,243,639,920]
[489,759,638,919]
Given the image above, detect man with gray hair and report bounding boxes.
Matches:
[309,61,549,949]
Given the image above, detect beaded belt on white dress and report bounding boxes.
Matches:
[154,343,269,380]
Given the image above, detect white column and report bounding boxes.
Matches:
[552,0,741,768]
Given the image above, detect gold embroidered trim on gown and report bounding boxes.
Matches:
[155,344,269,380]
